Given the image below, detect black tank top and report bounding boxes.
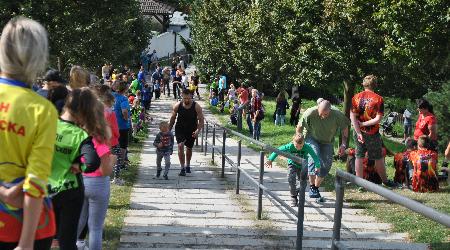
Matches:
[175,101,198,131]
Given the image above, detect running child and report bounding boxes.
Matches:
[265,134,321,206]
[153,121,174,180]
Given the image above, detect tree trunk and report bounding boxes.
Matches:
[341,79,356,146]
[343,80,356,118]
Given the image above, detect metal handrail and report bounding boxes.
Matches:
[201,120,308,250]
[331,169,450,249]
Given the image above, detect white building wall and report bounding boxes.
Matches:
[146,28,190,58]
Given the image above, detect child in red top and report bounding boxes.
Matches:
[410,135,439,192]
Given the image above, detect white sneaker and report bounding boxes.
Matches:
[76,240,89,250]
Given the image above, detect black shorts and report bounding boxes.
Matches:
[175,129,196,148]
[119,129,129,149]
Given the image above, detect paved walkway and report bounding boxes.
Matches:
[118,77,427,249]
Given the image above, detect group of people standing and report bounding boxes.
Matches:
[0,17,149,250]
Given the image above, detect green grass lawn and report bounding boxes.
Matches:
[207,98,449,248]
[102,129,148,250]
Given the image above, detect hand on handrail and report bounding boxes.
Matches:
[265,160,273,168]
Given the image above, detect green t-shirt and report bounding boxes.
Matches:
[268,142,320,169]
[48,119,88,195]
[299,106,350,144]
[130,79,141,94]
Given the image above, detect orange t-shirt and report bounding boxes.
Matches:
[351,90,384,135]
[413,113,437,140]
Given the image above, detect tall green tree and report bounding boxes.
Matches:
[0,0,151,74]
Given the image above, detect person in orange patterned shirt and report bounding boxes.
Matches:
[410,135,439,192]
[350,75,397,188]
[393,138,415,185]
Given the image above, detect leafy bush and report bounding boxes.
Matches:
[425,82,450,153]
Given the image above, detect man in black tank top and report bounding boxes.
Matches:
[169,89,205,176]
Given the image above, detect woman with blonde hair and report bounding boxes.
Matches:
[68,65,90,90]
[0,16,57,250]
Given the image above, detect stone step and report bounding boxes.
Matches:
[119,235,295,248]
[121,225,408,241]
[120,235,426,249]
[124,216,391,231]
[125,209,374,222]
[129,202,364,215]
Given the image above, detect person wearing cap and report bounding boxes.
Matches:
[296,98,350,200]
[36,69,67,98]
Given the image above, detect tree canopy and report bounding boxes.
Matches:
[189,0,449,103]
[0,0,152,73]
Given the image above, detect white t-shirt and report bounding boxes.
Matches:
[181,75,189,88]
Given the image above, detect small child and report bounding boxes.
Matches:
[409,135,439,192]
[265,134,321,207]
[153,121,174,180]
[210,92,219,106]
[229,99,239,125]
[141,83,151,110]
[154,81,161,99]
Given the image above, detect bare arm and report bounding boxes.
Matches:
[121,109,128,121]
[445,142,450,161]
[18,195,43,249]
[360,114,383,127]
[350,111,362,134]
[196,103,204,131]
[169,103,179,131]
[295,123,303,135]
[429,124,437,141]
[100,154,116,177]
[341,126,349,145]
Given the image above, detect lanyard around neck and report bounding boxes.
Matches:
[0,77,30,88]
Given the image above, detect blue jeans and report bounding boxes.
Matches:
[246,113,253,135]
[306,137,334,177]
[78,176,110,250]
[275,114,285,126]
[253,120,261,140]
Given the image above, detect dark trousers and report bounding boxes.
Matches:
[173,83,181,99]
[0,237,53,250]
[52,187,84,250]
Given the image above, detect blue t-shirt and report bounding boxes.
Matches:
[152,71,161,82]
[113,92,131,130]
[142,87,151,101]
[138,71,145,83]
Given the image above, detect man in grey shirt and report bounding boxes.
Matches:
[296,99,350,200]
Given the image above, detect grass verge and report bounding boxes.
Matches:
[102,130,148,250]
[206,98,450,247]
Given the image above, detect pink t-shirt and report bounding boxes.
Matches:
[83,138,111,177]
[105,108,119,147]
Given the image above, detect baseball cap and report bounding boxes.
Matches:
[44,69,67,84]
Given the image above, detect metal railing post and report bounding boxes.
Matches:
[257,151,265,220]
[201,123,204,152]
[204,122,208,156]
[237,108,243,131]
[221,129,226,178]
[212,125,216,163]
[296,166,307,250]
[236,140,242,194]
[331,174,345,250]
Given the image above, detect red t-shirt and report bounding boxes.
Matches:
[105,108,119,147]
[351,90,384,135]
[237,87,249,105]
[414,113,437,140]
